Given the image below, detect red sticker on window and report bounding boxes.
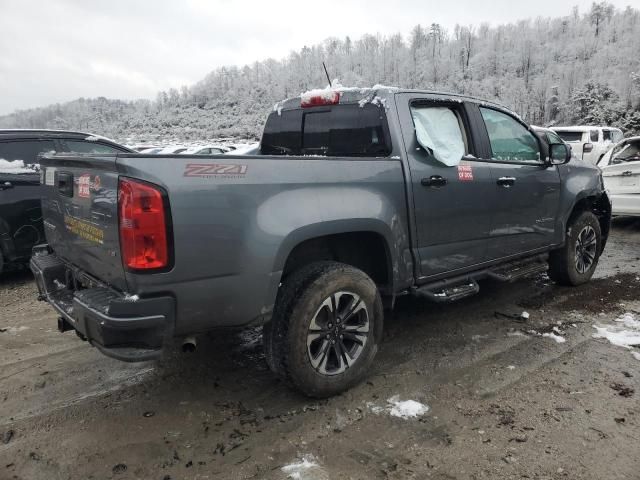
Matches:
[457,165,473,181]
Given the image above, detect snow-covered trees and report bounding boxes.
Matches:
[1,2,639,142]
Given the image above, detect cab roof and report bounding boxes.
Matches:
[275,86,516,117]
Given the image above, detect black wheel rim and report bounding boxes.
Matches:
[574,225,597,274]
[306,291,369,376]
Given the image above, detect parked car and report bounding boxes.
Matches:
[598,136,640,217]
[0,130,132,273]
[550,126,623,164]
[157,145,188,154]
[181,145,228,155]
[31,88,611,397]
[139,147,164,154]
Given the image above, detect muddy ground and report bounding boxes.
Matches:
[1,218,640,480]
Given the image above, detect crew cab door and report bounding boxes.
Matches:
[396,94,494,278]
[474,106,561,259]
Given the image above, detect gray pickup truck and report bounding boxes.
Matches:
[31,87,611,397]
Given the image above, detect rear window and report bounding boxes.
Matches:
[0,140,56,163]
[261,103,391,157]
[555,131,583,142]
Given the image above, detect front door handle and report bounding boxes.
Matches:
[421,175,448,188]
[622,170,633,176]
[0,181,13,191]
[497,176,516,187]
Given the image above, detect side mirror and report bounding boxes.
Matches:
[550,143,571,165]
[583,142,594,153]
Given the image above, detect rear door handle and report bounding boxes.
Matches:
[421,175,448,188]
[497,176,516,187]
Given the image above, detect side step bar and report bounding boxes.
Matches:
[413,279,480,303]
[412,254,548,303]
[485,257,548,282]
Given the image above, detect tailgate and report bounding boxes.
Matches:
[39,154,127,290]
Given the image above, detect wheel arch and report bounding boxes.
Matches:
[273,220,398,292]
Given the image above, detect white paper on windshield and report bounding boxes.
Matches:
[412,107,465,167]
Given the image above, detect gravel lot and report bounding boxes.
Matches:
[1,218,639,480]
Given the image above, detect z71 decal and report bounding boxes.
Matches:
[184,163,248,178]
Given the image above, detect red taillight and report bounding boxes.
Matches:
[118,178,169,270]
[300,91,340,108]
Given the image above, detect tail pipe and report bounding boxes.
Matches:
[182,336,197,353]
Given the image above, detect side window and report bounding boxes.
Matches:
[603,130,612,142]
[62,140,124,154]
[0,140,56,169]
[479,108,540,163]
[545,131,564,145]
[612,130,623,143]
[410,104,468,166]
[590,130,599,142]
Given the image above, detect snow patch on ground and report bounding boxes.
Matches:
[0,159,39,174]
[281,455,326,479]
[2,326,30,334]
[366,396,430,419]
[387,395,430,419]
[593,313,640,360]
[123,294,139,302]
[542,332,566,343]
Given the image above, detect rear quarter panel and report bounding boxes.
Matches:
[117,154,411,333]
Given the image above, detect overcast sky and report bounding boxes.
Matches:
[0,0,636,115]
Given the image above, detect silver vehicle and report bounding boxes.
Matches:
[598,136,640,217]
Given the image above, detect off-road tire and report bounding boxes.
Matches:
[548,211,602,286]
[263,261,383,398]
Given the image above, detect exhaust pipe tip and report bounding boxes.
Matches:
[181,336,197,353]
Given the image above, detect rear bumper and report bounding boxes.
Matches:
[30,248,174,362]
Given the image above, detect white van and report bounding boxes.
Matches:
[550,126,623,164]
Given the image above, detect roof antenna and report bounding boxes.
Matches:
[322,62,332,87]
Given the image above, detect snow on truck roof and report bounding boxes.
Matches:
[273,84,513,115]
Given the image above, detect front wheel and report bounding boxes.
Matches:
[263,262,383,398]
[548,211,602,286]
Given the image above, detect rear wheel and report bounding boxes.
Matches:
[263,261,383,398]
[548,211,602,286]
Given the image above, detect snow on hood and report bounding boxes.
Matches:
[0,159,39,174]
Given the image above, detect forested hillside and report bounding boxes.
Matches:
[2,2,639,143]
